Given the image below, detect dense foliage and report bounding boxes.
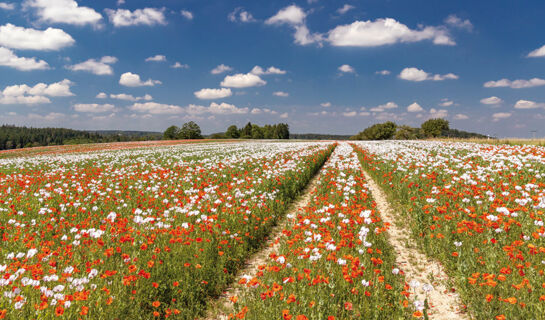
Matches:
[0,125,159,151]
[352,120,488,140]
[163,121,203,140]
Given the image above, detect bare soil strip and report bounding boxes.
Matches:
[203,168,323,320]
[360,168,469,320]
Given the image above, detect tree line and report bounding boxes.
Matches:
[350,119,489,140]
[163,122,290,140]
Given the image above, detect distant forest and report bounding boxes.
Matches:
[0,125,160,151]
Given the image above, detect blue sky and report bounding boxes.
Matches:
[0,0,544,137]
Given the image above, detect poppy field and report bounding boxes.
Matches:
[2,140,545,320]
[354,141,545,320]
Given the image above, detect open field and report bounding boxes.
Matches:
[2,140,545,319]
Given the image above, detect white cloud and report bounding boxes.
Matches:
[171,62,189,69]
[407,102,424,112]
[429,108,448,118]
[92,113,116,121]
[211,64,233,74]
[28,112,65,121]
[116,0,124,5]
[399,67,458,81]
[484,78,545,89]
[119,72,161,87]
[250,65,287,75]
[145,55,166,62]
[273,91,289,97]
[514,99,545,109]
[0,79,73,104]
[480,96,503,105]
[194,88,232,100]
[454,113,469,120]
[266,5,306,25]
[109,93,152,101]
[105,8,166,27]
[66,56,117,75]
[96,92,107,99]
[528,45,545,58]
[221,73,266,88]
[0,47,49,71]
[23,0,102,26]
[342,110,357,117]
[338,64,355,73]
[492,112,511,121]
[129,102,183,114]
[74,103,115,113]
[186,102,248,115]
[370,101,398,112]
[180,10,193,20]
[444,15,473,31]
[266,5,322,46]
[337,4,355,15]
[228,7,256,23]
[375,70,390,75]
[439,99,454,107]
[321,102,331,107]
[327,18,454,47]
[0,23,74,51]
[0,2,14,10]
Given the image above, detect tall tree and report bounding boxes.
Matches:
[178,121,203,139]
[225,125,240,138]
[421,118,449,137]
[163,125,179,140]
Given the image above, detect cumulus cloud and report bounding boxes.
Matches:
[0,2,14,10]
[480,96,503,105]
[399,67,458,81]
[23,0,102,26]
[221,73,266,88]
[273,91,289,97]
[250,65,287,75]
[0,79,73,104]
[444,15,473,31]
[375,70,390,75]
[228,7,256,23]
[129,102,183,114]
[370,102,398,112]
[211,64,233,74]
[119,72,161,87]
[514,99,545,109]
[327,18,454,47]
[251,108,278,115]
[0,47,49,71]
[109,93,152,101]
[105,8,166,27]
[66,56,117,75]
[429,108,448,118]
[528,45,545,58]
[439,99,454,107]
[0,23,74,51]
[96,92,107,99]
[321,102,331,107]
[145,54,166,62]
[74,103,115,113]
[337,4,355,15]
[180,10,193,20]
[171,62,189,69]
[186,102,249,115]
[484,78,545,89]
[454,113,469,120]
[28,112,65,121]
[265,5,322,46]
[492,112,511,121]
[407,102,424,112]
[194,88,232,100]
[338,64,355,73]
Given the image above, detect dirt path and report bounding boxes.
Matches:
[360,169,469,320]
[202,168,323,320]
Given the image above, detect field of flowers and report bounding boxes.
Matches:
[0,142,333,319]
[354,141,545,320]
[231,143,411,320]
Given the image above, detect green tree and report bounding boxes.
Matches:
[354,121,397,140]
[421,118,449,138]
[163,125,179,140]
[393,125,419,140]
[274,123,290,139]
[251,124,264,139]
[225,125,240,138]
[241,122,252,138]
[178,121,203,139]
